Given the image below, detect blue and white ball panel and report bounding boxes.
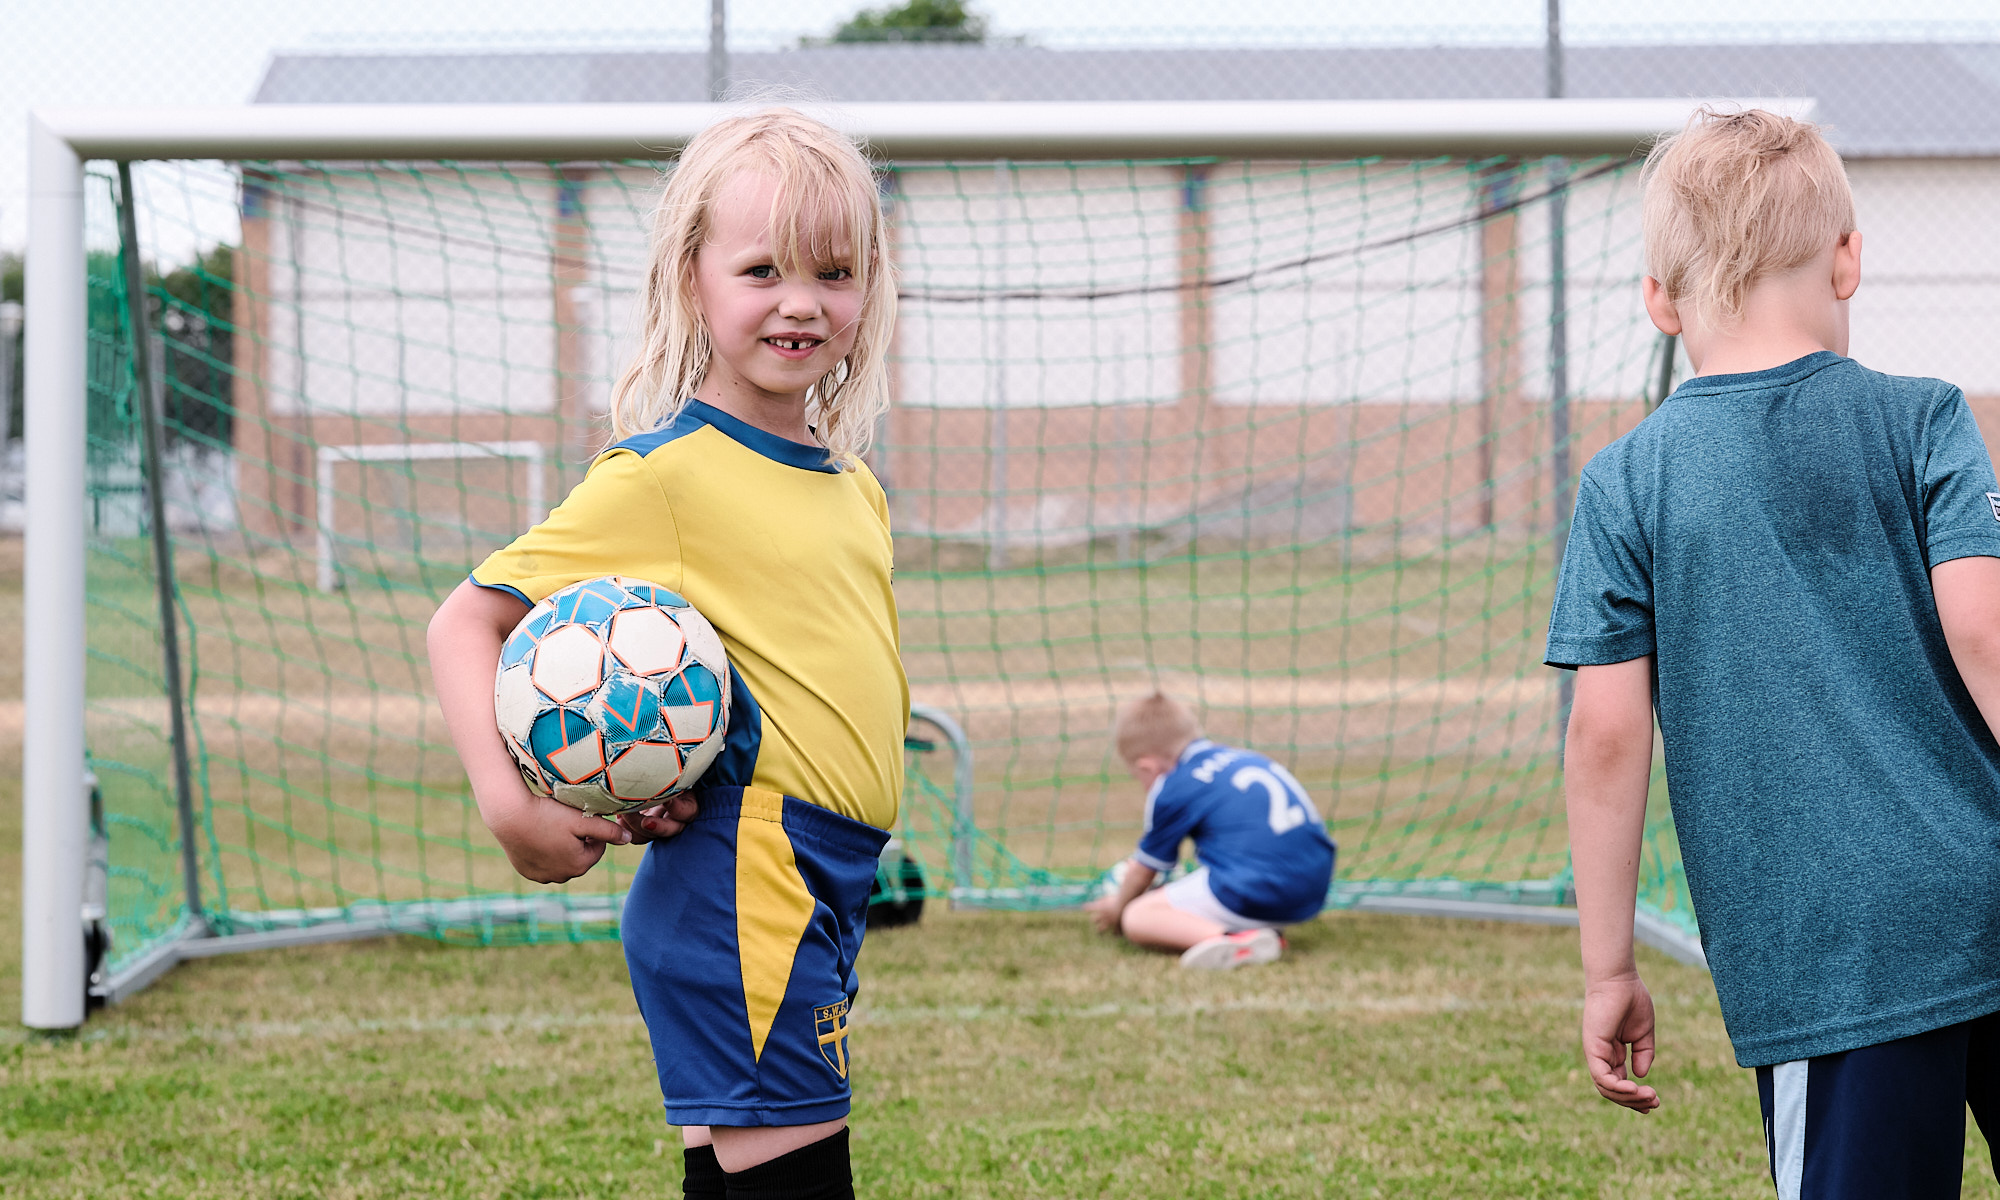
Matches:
[499,626,538,669]
[530,624,607,705]
[678,726,726,787]
[676,604,730,677]
[662,669,722,744]
[550,577,629,629]
[606,606,686,677]
[604,740,687,802]
[492,575,734,814]
[494,664,542,746]
[585,673,664,752]
[506,732,553,796]
[612,577,688,610]
[529,707,603,785]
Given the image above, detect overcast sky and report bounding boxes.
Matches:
[5,0,1998,254]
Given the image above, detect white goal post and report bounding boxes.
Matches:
[21,97,1807,1030]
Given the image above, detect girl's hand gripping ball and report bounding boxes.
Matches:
[493,577,733,815]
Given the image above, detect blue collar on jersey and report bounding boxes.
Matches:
[683,400,842,473]
[613,400,843,473]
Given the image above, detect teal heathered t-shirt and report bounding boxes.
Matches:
[1546,351,2000,1068]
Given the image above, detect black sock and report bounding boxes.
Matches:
[722,1127,853,1200]
[682,1143,726,1200]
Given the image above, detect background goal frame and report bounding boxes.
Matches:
[314,440,549,593]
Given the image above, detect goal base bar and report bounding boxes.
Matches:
[93,883,1703,1010]
[93,896,626,1008]
[1349,897,1707,969]
[950,880,1706,970]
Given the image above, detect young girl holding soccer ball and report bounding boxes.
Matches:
[428,108,908,1200]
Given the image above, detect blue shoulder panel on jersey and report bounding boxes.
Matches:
[612,400,841,474]
[607,405,712,459]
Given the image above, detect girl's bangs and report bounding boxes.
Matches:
[764,158,875,280]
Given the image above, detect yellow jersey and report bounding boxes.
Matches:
[471,400,907,828]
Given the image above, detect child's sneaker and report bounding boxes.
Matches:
[1179,928,1284,970]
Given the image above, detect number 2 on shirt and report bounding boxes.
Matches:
[1233,763,1322,835]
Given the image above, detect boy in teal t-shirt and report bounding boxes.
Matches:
[1549,109,2000,1196]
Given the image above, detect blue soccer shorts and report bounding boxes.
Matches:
[1756,1008,2000,1199]
[620,786,889,1128]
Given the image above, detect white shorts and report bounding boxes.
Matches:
[1160,868,1283,933]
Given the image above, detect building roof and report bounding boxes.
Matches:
[254,42,2000,158]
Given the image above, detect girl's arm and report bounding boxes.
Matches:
[1565,656,1662,1114]
[427,579,631,883]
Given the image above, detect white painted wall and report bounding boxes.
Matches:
[1846,159,2000,394]
[255,155,2000,423]
[893,161,1185,409]
[261,165,561,418]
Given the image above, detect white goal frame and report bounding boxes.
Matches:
[315,440,550,593]
[22,97,1809,1029]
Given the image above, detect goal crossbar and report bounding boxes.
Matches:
[18,98,1778,1029]
[35,97,1813,162]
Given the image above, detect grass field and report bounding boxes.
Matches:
[7,821,1996,1198]
[5,532,1997,1196]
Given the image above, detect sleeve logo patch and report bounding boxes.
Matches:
[1987,493,2000,521]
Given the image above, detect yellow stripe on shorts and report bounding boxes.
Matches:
[734,787,816,1062]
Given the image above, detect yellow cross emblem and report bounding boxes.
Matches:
[815,999,851,1079]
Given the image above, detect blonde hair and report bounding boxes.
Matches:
[1641,108,1856,330]
[609,107,897,466]
[1114,692,1201,764]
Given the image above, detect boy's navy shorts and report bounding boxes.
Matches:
[621,786,889,1128]
[1756,1008,2000,1199]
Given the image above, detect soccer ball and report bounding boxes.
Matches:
[1098,858,1170,898]
[493,576,732,815]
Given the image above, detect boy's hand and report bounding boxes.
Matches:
[1581,974,1661,1113]
[617,794,701,844]
[1086,859,1157,935]
[480,784,631,884]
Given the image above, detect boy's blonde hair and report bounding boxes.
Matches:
[1641,108,1855,330]
[609,107,897,466]
[1114,692,1201,764]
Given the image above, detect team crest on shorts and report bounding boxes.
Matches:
[815,999,852,1078]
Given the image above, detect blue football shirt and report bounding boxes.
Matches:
[1133,739,1337,924]
[1546,351,2000,1067]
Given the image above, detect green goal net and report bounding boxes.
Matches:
[80,149,1690,989]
